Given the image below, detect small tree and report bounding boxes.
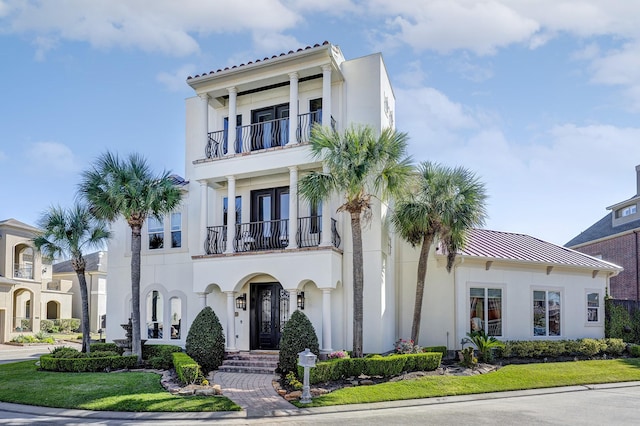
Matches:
[279,310,319,376]
[185,307,225,374]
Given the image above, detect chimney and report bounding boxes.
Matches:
[636,165,640,196]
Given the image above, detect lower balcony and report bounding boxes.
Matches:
[204,216,341,255]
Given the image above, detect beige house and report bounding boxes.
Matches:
[52,251,108,333]
[0,219,73,342]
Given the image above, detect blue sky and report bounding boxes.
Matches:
[2,0,640,246]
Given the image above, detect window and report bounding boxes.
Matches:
[311,201,322,234]
[170,297,182,339]
[148,217,164,249]
[171,213,181,248]
[587,292,601,323]
[469,287,502,336]
[223,196,242,226]
[617,205,637,218]
[147,290,163,339]
[533,290,561,336]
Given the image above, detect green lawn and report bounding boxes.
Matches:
[0,361,240,412]
[300,358,640,407]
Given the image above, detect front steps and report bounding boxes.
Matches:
[218,351,279,374]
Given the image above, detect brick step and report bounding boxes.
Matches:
[225,354,279,362]
[219,351,279,374]
[222,359,278,368]
[218,364,277,374]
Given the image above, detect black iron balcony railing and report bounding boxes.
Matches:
[205,113,336,159]
[204,216,341,255]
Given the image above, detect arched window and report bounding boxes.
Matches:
[47,301,59,319]
[146,291,163,339]
[170,297,182,339]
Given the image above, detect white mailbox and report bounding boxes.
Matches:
[297,348,317,403]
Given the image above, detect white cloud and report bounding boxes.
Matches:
[157,64,198,92]
[1,0,300,56]
[25,142,79,176]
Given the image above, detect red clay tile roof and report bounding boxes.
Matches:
[187,41,331,80]
[457,229,622,271]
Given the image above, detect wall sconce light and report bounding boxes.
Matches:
[297,291,305,310]
[42,267,47,274]
[235,293,247,311]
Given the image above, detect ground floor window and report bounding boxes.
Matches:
[469,287,502,336]
[170,296,181,339]
[147,290,163,339]
[586,291,601,323]
[533,290,561,336]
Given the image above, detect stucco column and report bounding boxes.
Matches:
[227,87,238,154]
[199,180,208,253]
[288,289,298,317]
[225,176,236,254]
[288,72,299,145]
[225,291,237,351]
[287,166,298,249]
[320,164,332,247]
[321,64,332,128]
[321,288,333,353]
[196,292,207,309]
[199,94,209,156]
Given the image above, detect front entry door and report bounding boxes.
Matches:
[250,283,289,350]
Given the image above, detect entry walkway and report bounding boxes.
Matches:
[212,371,298,417]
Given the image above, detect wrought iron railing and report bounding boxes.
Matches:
[205,217,340,254]
[204,113,338,159]
[13,263,33,279]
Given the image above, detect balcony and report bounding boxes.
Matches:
[14,263,34,280]
[205,111,335,160]
[204,216,341,255]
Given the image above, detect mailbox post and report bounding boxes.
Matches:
[297,348,317,404]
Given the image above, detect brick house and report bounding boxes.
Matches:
[566,165,640,300]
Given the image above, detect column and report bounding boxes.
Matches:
[321,65,332,128]
[199,181,208,253]
[287,166,298,249]
[320,164,333,246]
[288,72,299,145]
[289,289,297,317]
[199,94,209,155]
[225,291,237,351]
[227,87,237,155]
[225,176,236,254]
[196,292,207,309]
[321,289,333,353]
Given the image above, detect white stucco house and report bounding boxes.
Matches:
[105,42,621,355]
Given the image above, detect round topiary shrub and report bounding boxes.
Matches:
[279,310,319,376]
[185,306,225,374]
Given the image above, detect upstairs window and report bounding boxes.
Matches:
[148,217,164,249]
[616,204,637,218]
[171,213,181,248]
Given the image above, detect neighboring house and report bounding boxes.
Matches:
[566,165,640,301]
[52,251,108,333]
[105,42,621,355]
[0,218,73,342]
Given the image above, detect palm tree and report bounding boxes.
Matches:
[391,161,487,345]
[299,125,412,357]
[79,152,182,363]
[33,204,110,353]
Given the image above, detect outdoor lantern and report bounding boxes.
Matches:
[235,293,247,311]
[297,291,305,310]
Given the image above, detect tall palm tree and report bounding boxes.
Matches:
[391,161,487,345]
[299,125,412,357]
[79,152,182,363]
[33,204,110,353]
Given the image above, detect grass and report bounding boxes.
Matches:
[298,358,640,407]
[0,360,240,412]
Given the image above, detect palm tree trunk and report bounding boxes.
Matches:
[74,267,91,354]
[350,212,364,358]
[130,224,143,364]
[411,233,434,345]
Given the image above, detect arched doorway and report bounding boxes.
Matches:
[13,289,33,332]
[47,301,59,320]
[250,282,288,350]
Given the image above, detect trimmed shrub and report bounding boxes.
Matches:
[279,310,320,376]
[604,338,626,356]
[40,352,137,372]
[91,343,123,355]
[499,338,620,359]
[304,352,442,384]
[40,319,55,333]
[630,344,640,357]
[185,307,225,374]
[172,352,203,385]
[422,346,448,357]
[143,344,183,369]
[56,318,81,333]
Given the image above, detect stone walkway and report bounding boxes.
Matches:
[212,371,299,418]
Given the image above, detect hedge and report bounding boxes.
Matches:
[144,344,184,369]
[422,346,447,357]
[630,344,640,357]
[301,352,442,384]
[172,352,203,385]
[40,353,138,372]
[496,338,626,359]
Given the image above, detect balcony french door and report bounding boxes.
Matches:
[250,187,289,250]
[251,104,289,150]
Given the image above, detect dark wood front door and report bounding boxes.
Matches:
[250,283,289,350]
